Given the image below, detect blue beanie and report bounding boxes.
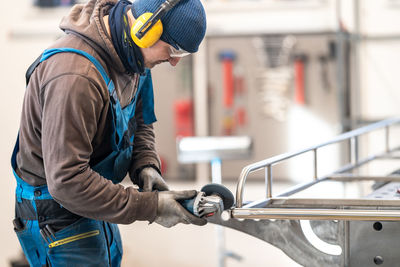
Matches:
[131,0,207,53]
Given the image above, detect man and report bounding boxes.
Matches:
[11,0,207,266]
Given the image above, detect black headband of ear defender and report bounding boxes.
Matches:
[135,0,182,40]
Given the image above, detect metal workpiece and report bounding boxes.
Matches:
[234,118,400,221]
[231,208,400,221]
[349,221,400,267]
[206,118,400,266]
[309,220,342,245]
[208,214,344,267]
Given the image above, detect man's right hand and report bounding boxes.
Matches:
[155,190,207,228]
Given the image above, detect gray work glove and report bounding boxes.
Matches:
[155,190,207,228]
[138,167,169,192]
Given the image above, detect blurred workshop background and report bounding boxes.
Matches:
[1,0,400,266]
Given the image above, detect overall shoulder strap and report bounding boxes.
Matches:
[25,54,42,86]
[40,48,111,86]
[139,69,157,124]
[26,47,112,89]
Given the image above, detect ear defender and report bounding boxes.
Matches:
[131,13,163,48]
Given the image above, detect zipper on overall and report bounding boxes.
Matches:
[48,230,100,248]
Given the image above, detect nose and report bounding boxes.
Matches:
[169,57,181,66]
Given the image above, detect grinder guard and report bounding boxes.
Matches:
[179,183,234,218]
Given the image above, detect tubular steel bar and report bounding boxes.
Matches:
[235,118,400,221]
[313,149,318,180]
[264,148,399,200]
[350,137,359,165]
[329,174,400,182]
[231,208,400,221]
[268,197,400,207]
[266,165,272,198]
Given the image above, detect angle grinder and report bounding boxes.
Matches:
[179,183,234,218]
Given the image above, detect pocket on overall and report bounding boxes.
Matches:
[14,220,43,267]
[13,217,28,233]
[47,218,109,267]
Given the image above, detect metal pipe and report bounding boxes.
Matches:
[350,137,359,165]
[235,118,400,208]
[380,156,400,160]
[236,166,251,208]
[329,175,400,182]
[232,208,400,221]
[313,149,318,180]
[240,196,400,209]
[266,165,272,198]
[269,197,400,207]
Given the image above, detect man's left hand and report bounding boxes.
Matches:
[138,167,169,192]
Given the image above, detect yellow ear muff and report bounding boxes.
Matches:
[131,13,163,48]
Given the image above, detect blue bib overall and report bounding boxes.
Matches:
[11,48,156,267]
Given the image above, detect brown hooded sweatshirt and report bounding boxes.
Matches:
[15,0,160,224]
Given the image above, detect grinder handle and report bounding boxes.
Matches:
[178,198,196,214]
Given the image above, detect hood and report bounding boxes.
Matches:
[59,0,126,73]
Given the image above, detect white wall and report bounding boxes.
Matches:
[358,0,400,120]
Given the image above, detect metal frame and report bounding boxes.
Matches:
[232,117,400,221]
[206,118,400,267]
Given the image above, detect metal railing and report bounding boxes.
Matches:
[233,117,400,221]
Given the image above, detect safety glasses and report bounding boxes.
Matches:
[168,45,191,58]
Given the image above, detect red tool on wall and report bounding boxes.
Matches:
[219,50,249,135]
[234,69,247,128]
[174,99,194,137]
[219,51,236,135]
[294,54,307,105]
